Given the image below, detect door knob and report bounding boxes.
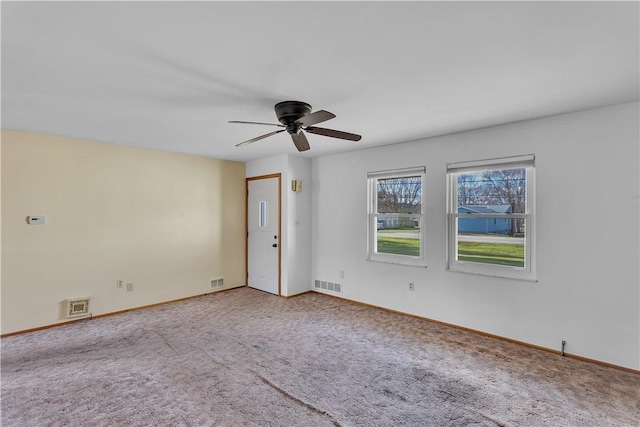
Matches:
[274,235,278,239]
[272,243,278,248]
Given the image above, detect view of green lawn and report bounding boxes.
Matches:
[377,236,420,256]
[457,242,524,267]
[377,232,524,267]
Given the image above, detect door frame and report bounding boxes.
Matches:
[246,173,282,296]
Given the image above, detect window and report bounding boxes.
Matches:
[446,155,535,280]
[368,167,426,267]
[258,200,267,228]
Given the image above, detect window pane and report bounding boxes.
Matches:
[457,168,526,214]
[457,218,526,268]
[377,176,422,214]
[376,216,421,257]
[258,200,267,228]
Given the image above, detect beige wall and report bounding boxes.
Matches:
[1,130,246,334]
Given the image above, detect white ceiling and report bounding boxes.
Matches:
[2,1,638,163]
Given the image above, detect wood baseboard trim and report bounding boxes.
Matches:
[1,316,91,338]
[311,291,640,375]
[281,291,313,299]
[0,286,245,338]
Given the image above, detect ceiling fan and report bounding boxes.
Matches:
[230,101,361,152]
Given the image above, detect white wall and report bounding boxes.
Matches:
[246,154,312,296]
[311,102,640,370]
[286,155,313,296]
[1,130,246,334]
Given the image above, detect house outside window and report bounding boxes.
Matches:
[446,155,535,280]
[368,166,427,267]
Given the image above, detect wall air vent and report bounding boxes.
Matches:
[64,297,91,318]
[314,279,342,294]
[210,278,224,289]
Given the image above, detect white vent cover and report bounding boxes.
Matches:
[314,279,342,294]
[65,297,91,318]
[210,278,224,289]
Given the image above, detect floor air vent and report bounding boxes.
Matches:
[65,297,91,318]
[210,278,224,289]
[314,279,342,294]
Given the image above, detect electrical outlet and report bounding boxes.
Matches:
[126,283,133,292]
[116,280,123,289]
[409,282,415,291]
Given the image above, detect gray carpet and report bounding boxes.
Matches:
[1,287,638,426]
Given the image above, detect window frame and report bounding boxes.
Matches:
[446,155,536,281]
[367,166,427,267]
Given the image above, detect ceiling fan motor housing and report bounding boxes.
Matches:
[275,101,311,133]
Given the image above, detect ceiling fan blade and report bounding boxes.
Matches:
[291,132,310,152]
[229,120,284,127]
[295,110,336,127]
[235,129,285,147]
[305,126,362,141]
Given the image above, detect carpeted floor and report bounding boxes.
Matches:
[1,287,638,426]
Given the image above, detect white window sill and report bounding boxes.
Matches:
[367,257,428,268]
[446,267,538,282]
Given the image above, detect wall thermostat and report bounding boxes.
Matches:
[27,216,46,224]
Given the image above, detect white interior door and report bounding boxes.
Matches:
[247,176,280,295]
